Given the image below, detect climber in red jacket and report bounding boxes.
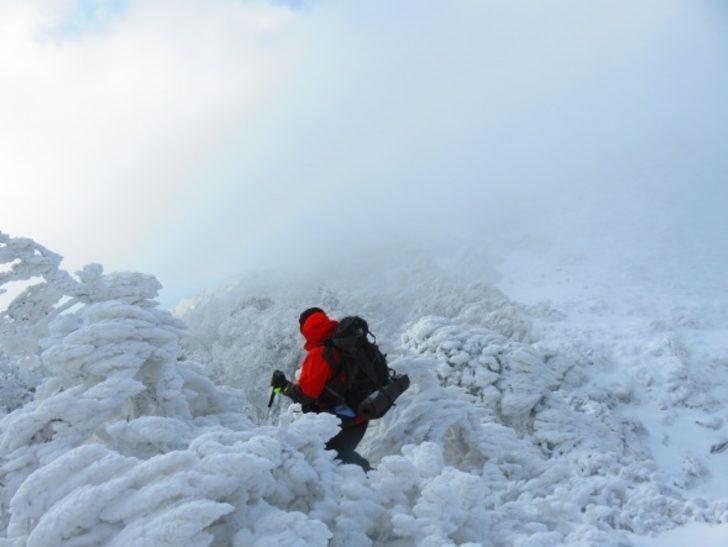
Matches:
[270,307,371,471]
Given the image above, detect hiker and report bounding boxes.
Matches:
[270,307,372,471]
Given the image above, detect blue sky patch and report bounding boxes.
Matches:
[54,0,129,40]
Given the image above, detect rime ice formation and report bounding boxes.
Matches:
[1,232,726,546]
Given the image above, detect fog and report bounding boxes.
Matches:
[2,0,727,305]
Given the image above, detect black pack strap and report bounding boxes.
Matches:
[318,343,349,406]
[324,384,346,405]
[322,344,342,377]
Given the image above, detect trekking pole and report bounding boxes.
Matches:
[265,388,276,424]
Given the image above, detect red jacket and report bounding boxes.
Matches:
[295,310,339,399]
[287,311,365,423]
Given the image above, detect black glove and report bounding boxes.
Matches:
[271,370,290,392]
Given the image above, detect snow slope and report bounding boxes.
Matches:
[492,237,728,545]
[175,247,728,543]
[1,231,727,546]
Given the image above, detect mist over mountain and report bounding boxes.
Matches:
[2,0,728,544]
[3,0,727,305]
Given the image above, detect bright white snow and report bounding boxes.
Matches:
[1,231,726,546]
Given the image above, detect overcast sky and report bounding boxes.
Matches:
[2,0,727,305]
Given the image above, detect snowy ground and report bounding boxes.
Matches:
[494,245,728,546]
[175,242,728,545]
[1,232,726,545]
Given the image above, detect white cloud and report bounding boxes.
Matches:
[2,0,727,304]
[1,0,296,273]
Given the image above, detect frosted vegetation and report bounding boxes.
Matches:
[1,231,726,546]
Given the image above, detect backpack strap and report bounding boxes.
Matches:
[319,342,348,405]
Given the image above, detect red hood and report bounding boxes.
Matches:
[301,311,338,351]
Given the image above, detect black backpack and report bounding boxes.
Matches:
[320,316,392,410]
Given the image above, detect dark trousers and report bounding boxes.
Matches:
[325,419,371,471]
